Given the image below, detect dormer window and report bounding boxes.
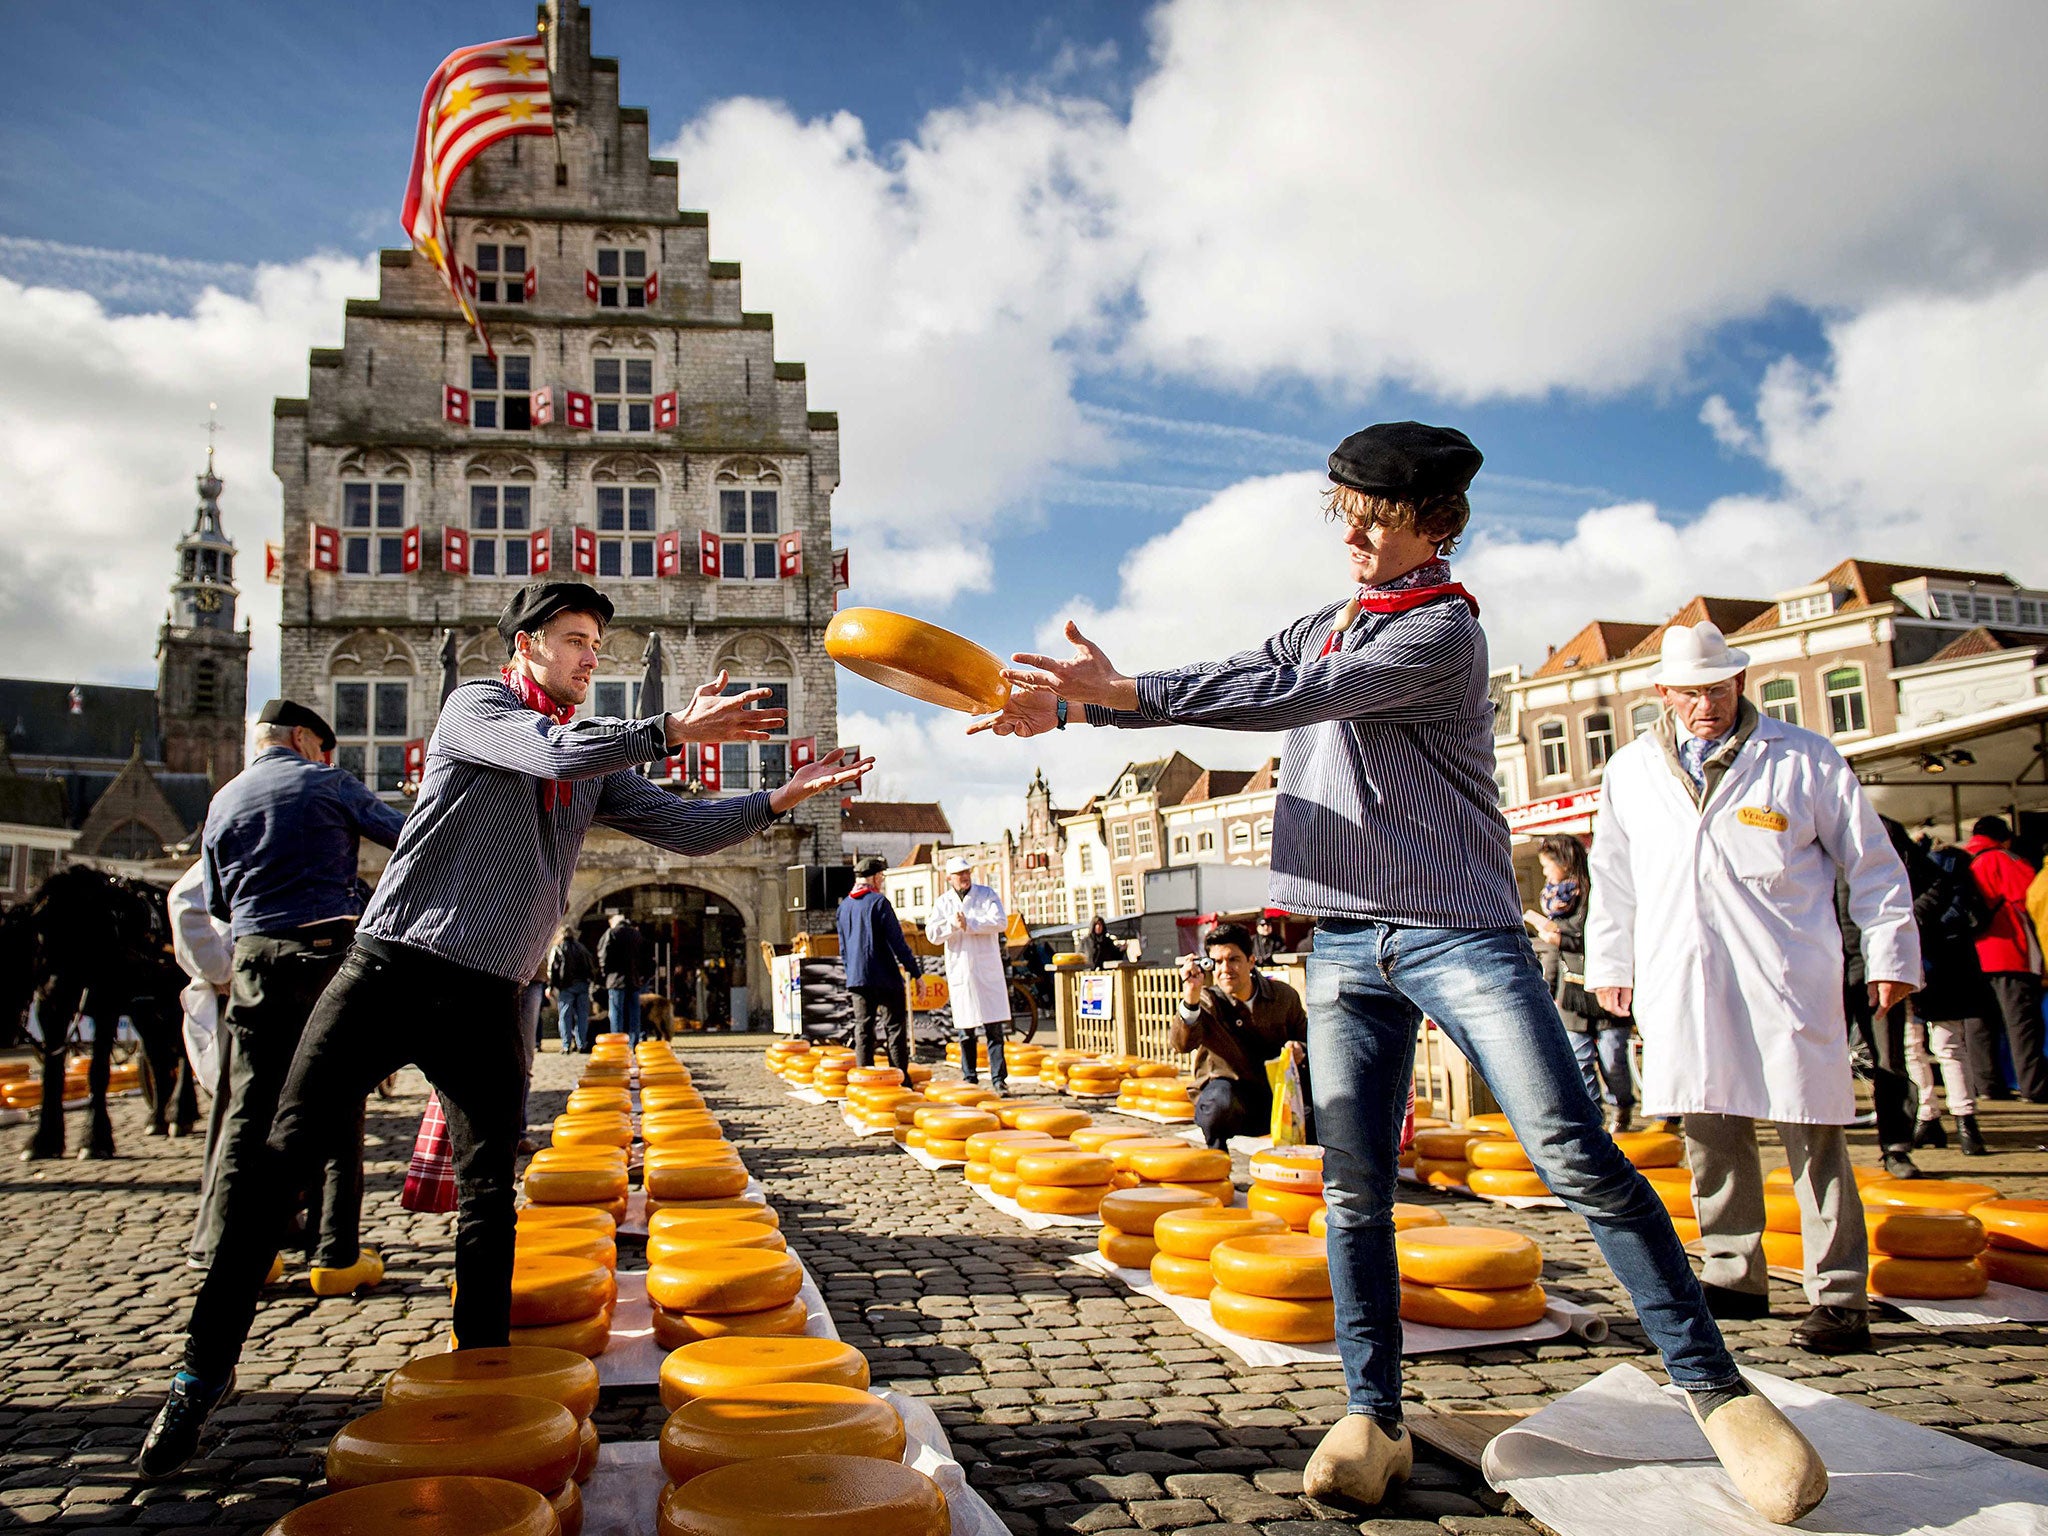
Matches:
[1777,588,1841,624]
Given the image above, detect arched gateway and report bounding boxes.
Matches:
[572,880,751,1031]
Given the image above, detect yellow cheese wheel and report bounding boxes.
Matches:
[1014,1150,1116,1187]
[1209,1233,1331,1299]
[658,1337,870,1413]
[658,1384,904,1486]
[1246,1184,1323,1231]
[1866,1208,1986,1260]
[963,1128,1048,1162]
[593,1033,629,1046]
[263,1478,560,1536]
[642,1089,708,1116]
[642,1115,726,1145]
[566,1088,633,1116]
[1012,1106,1091,1136]
[1973,1198,2048,1253]
[1764,1163,1889,1189]
[550,1477,584,1536]
[1465,1168,1552,1200]
[647,1163,751,1201]
[963,1162,991,1187]
[575,1417,598,1483]
[1154,1206,1288,1260]
[1017,1182,1113,1215]
[655,1451,948,1536]
[923,1137,971,1161]
[1867,1255,1989,1300]
[988,1101,1040,1129]
[647,1250,803,1316]
[988,1138,1068,1173]
[509,1256,616,1327]
[1761,1229,1804,1270]
[383,1347,600,1422]
[1125,1145,1230,1184]
[1979,1247,2048,1289]
[1411,1127,1488,1161]
[1069,1127,1152,1153]
[1610,1130,1683,1168]
[988,1169,1021,1198]
[1672,1215,1701,1245]
[1396,1226,1542,1288]
[552,1112,634,1149]
[1414,1158,1470,1189]
[514,1228,619,1270]
[504,1308,613,1359]
[1399,1279,1547,1329]
[646,1222,788,1264]
[1464,1113,1513,1135]
[903,1129,927,1149]
[326,1395,581,1493]
[1150,1251,1217,1297]
[1156,1177,1238,1206]
[1248,1147,1325,1191]
[1098,1186,1222,1235]
[892,1099,930,1125]
[912,1107,1000,1140]
[846,1066,903,1087]
[643,1143,745,1171]
[1209,1287,1336,1343]
[530,1143,628,1166]
[1465,1139,1534,1172]
[1763,1190,1806,1235]
[1098,1229,1159,1268]
[524,1166,628,1205]
[648,1201,778,1234]
[1865,1178,2002,1214]
[652,1297,811,1350]
[1640,1166,1695,1218]
[514,1204,616,1236]
[1103,1138,1196,1172]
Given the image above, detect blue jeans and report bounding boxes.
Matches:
[1306,919,1737,1423]
[1568,1024,1635,1111]
[556,983,591,1052]
[609,986,642,1047]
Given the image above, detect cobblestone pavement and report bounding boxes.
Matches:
[1,1040,2044,1533]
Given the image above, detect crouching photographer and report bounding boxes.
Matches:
[1170,922,1308,1149]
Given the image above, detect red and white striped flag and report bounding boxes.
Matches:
[400,34,554,355]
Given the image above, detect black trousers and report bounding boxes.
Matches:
[184,937,524,1381]
[1986,972,2048,1102]
[849,986,910,1077]
[1845,985,1918,1151]
[1193,1076,1267,1151]
[135,996,199,1134]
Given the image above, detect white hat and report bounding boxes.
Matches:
[1649,621,1750,687]
[944,855,974,875]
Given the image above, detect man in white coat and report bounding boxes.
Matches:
[168,857,234,1268]
[1587,621,1919,1355]
[926,856,1011,1092]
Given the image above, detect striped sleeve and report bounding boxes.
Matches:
[1085,607,1332,729]
[433,683,668,781]
[592,772,779,856]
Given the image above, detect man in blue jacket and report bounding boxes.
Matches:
[837,855,919,1077]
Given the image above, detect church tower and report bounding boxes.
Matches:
[156,447,251,782]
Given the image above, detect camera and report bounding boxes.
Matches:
[1186,956,1216,973]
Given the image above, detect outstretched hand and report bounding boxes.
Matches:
[767,748,876,814]
[666,670,788,746]
[967,684,1058,738]
[1008,621,1137,709]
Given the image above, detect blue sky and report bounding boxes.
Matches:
[3,2,2040,832]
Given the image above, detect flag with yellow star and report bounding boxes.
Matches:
[400,33,554,355]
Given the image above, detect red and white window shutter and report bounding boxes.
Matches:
[665,752,687,783]
[443,385,470,424]
[656,530,682,577]
[572,527,597,575]
[403,739,426,782]
[310,525,340,572]
[777,530,804,578]
[565,390,593,430]
[790,737,817,769]
[442,527,469,574]
[264,542,283,584]
[831,547,849,588]
[698,530,721,577]
[529,528,552,574]
[401,526,422,573]
[645,271,660,305]
[522,266,537,301]
[654,390,679,429]
[530,387,555,426]
[584,269,599,303]
[698,747,722,792]
[460,265,479,299]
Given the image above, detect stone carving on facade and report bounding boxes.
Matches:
[713,456,781,485]
[457,629,505,678]
[589,452,664,484]
[597,626,647,669]
[471,219,531,243]
[327,629,420,677]
[335,448,415,481]
[712,632,794,677]
[590,328,658,354]
[464,451,538,481]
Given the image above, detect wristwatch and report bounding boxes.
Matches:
[1055,697,1068,730]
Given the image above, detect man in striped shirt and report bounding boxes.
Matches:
[972,424,1829,1525]
[140,579,871,1479]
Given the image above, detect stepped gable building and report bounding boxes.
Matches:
[271,1,842,1026]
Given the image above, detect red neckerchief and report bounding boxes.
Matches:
[1318,568,1480,658]
[501,667,576,810]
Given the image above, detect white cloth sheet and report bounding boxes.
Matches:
[1482,1363,2048,1536]
[904,1145,966,1171]
[841,1110,897,1138]
[971,1181,1104,1230]
[786,1087,830,1106]
[596,1260,838,1388]
[1876,1280,2048,1327]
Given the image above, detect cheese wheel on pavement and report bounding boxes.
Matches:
[1018,1182,1112,1216]
[1098,1229,1159,1268]
[1979,1247,2048,1290]
[1011,1106,1091,1137]
[658,1337,870,1412]
[646,1222,788,1264]
[327,1395,581,1493]
[652,1296,811,1350]
[566,1088,633,1116]
[964,1129,1046,1162]
[1149,1251,1216,1297]
[1465,1139,1534,1172]
[1611,1130,1683,1168]
[1868,1255,1989,1299]
[1465,1168,1552,1201]
[549,1478,584,1536]
[658,1384,905,1485]
[530,1144,628,1168]
[514,1229,618,1270]
[509,1256,616,1327]
[1099,1186,1222,1235]
[1400,1279,1548,1329]
[642,1084,705,1114]
[1248,1147,1325,1192]
[988,1169,1021,1198]
[963,1162,992,1186]
[552,1112,633,1150]
[654,1452,947,1536]
[913,1107,1000,1140]
[1209,1288,1336,1342]
[647,1162,750,1201]
[505,1308,613,1358]
[1246,1184,1323,1231]
[1639,1166,1695,1218]
[1411,1127,1488,1161]
[383,1347,600,1422]
[1107,1138,1201,1172]
[1154,1206,1288,1260]
[1209,1234,1331,1299]
[1414,1158,1470,1188]
[988,1138,1068,1173]
[649,1201,778,1234]
[1304,1204,1443,1238]
[1864,1178,2002,1214]
[1866,1207,1986,1259]
[648,1250,803,1316]
[1125,1145,1230,1184]
[642,1115,726,1146]
[1761,1229,1804,1270]
[1972,1198,2048,1253]
[264,1477,559,1536]
[1069,1127,1152,1154]
[1014,1150,1115,1187]
[1396,1227,1542,1289]
[524,1165,628,1205]
[846,1066,903,1087]
[922,1137,971,1161]
[575,1417,599,1482]
[644,1140,743,1167]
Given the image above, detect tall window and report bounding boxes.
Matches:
[592,681,641,719]
[1584,711,1616,771]
[1760,677,1801,725]
[1172,834,1190,857]
[1538,719,1569,779]
[593,355,652,432]
[1111,823,1132,859]
[594,244,647,308]
[1078,845,1093,875]
[1630,701,1660,738]
[1197,830,1216,853]
[469,485,531,579]
[474,242,527,305]
[719,488,781,580]
[335,681,409,793]
[341,480,407,576]
[0,845,15,891]
[470,353,532,431]
[717,680,790,792]
[25,847,55,889]
[101,821,164,860]
[1116,875,1137,913]
[1229,823,1252,852]
[596,486,656,577]
[1134,821,1155,856]
[192,658,221,715]
[1824,666,1868,736]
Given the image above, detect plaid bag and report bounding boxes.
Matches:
[401,1091,458,1214]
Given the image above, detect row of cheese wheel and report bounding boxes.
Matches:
[1246,1146,1328,1232]
[1407,1119,1685,1199]
[1115,1076,1197,1120]
[1394,1223,1549,1329]
[1102,1192,1343,1341]
[0,1059,145,1109]
[939,1040,1049,1078]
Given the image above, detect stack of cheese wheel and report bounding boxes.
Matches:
[922,1081,999,1107]
[1038,1051,1092,1092]
[847,1075,919,1134]
[500,1249,617,1359]
[1124,1142,1235,1207]
[1306,1202,1448,1239]
[658,1384,906,1492]
[911,1104,999,1162]
[516,1205,619,1277]
[657,1453,948,1536]
[524,1146,629,1227]
[1397,1224,1545,1329]
[1972,1199,2048,1290]
[1005,1043,1046,1080]
[815,1058,852,1101]
[643,1111,750,1214]
[262,1476,562,1536]
[1102,1136,1201,1191]
[108,1060,144,1095]
[1410,1124,1496,1190]
[647,1219,808,1348]
[552,1109,633,1152]
[983,1136,1067,1199]
[765,1040,812,1078]
[1248,1147,1325,1231]
[890,1098,929,1146]
[383,1345,602,1526]
[1066,1059,1126,1098]
[1006,1104,1091,1141]
[1865,1176,2001,1215]
[1115,1075,1198,1121]
[1865,1206,1989,1299]
[1208,1233,1335,1341]
[658,1334,869,1413]
[1096,1186,1221,1269]
[963,1128,1053,1189]
[326,1394,582,1533]
[1012,1145,1116,1217]
[1464,1136,1550,1201]
[1151,1206,1286,1297]
[1755,1186,1810,1271]
[1613,1130,1685,1170]
[1640,1167,1696,1227]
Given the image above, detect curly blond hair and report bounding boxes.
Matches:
[1322,482,1470,556]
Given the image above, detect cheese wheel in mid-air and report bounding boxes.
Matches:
[1013,1151,1115,1188]
[1099,1186,1222,1235]
[1149,1251,1216,1297]
[1209,1233,1331,1299]
[1978,1246,2048,1290]
[822,605,1012,717]
[652,1296,811,1350]
[1017,1182,1112,1216]
[646,1162,751,1202]
[383,1346,600,1421]
[326,1395,580,1492]
[1395,1227,1542,1289]
[1465,1168,1551,1201]
[657,1384,905,1485]
[1866,1207,1986,1260]
[509,1256,616,1327]
[263,1477,559,1536]
[1972,1198,2048,1253]
[647,1250,803,1316]
[1154,1206,1288,1260]
[1098,1228,1159,1268]
[1208,1287,1336,1342]
[1867,1255,1988,1300]
[657,1336,870,1412]
[1246,1184,1323,1231]
[654,1451,949,1536]
[1399,1279,1547,1329]
[646,1222,787,1265]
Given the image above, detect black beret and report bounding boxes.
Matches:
[854,856,890,877]
[257,698,336,750]
[496,580,616,656]
[1328,421,1483,500]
